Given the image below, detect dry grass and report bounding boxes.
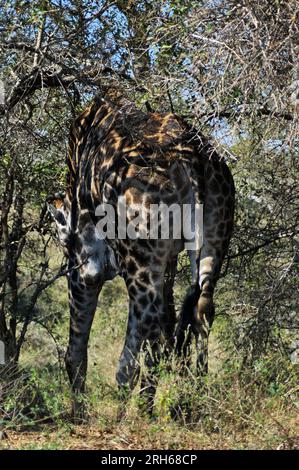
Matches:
[1,401,298,450]
[0,277,298,450]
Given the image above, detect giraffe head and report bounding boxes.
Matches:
[46,192,71,252]
[47,192,118,284]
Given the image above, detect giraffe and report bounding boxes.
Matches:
[47,92,235,420]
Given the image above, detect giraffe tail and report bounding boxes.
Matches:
[174,155,215,362]
[175,283,200,358]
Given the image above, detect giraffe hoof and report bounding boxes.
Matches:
[71,400,88,425]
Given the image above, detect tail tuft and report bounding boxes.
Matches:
[175,284,200,357]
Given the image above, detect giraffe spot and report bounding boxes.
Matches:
[134,250,150,266]
[127,259,137,275]
[144,314,153,325]
[139,295,149,307]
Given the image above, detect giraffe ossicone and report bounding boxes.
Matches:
[48,93,235,420]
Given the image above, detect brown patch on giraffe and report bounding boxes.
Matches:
[53,198,64,209]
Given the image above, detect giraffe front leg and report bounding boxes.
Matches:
[65,274,101,423]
